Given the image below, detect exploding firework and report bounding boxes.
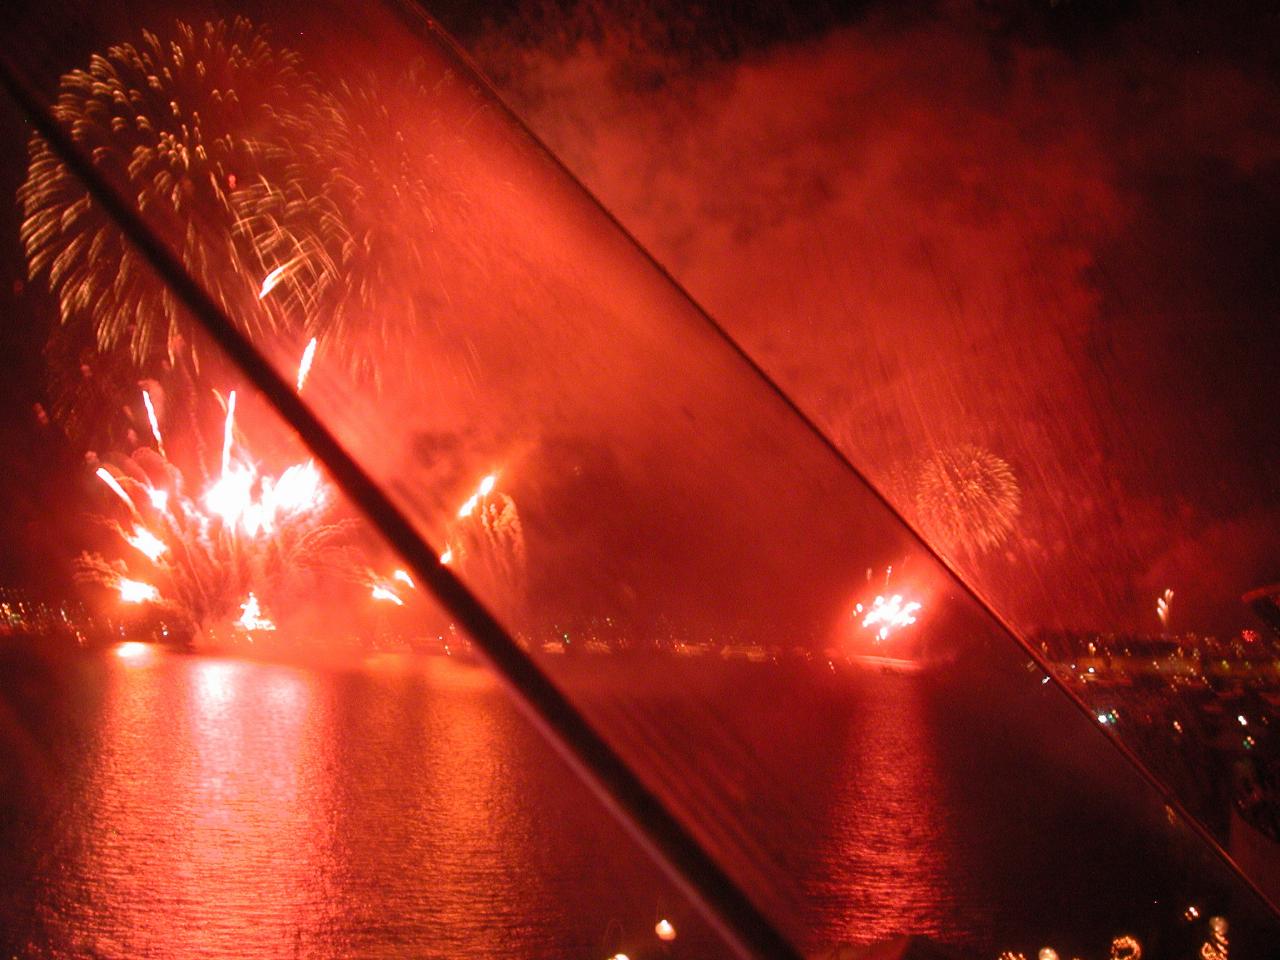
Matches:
[911,444,1021,558]
[19,19,319,372]
[77,386,356,644]
[233,63,479,387]
[439,471,527,614]
[857,593,923,642]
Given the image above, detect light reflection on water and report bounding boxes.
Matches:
[0,647,1262,958]
[819,675,967,943]
[15,651,710,959]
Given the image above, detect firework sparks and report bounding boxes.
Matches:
[237,592,276,631]
[257,259,300,301]
[221,390,237,477]
[860,594,922,641]
[204,459,326,537]
[19,19,318,372]
[457,472,499,519]
[371,584,404,606]
[913,444,1021,557]
[123,524,167,562]
[118,577,160,604]
[445,472,526,612]
[96,467,138,515]
[147,487,169,512]
[392,569,415,589]
[296,337,317,392]
[141,390,166,459]
[1157,588,1173,631]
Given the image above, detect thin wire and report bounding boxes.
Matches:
[0,50,803,960]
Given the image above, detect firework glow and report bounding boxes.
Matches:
[141,390,166,459]
[221,390,238,477]
[77,368,354,644]
[118,578,160,604]
[371,584,405,606]
[1157,589,1173,631]
[237,593,276,632]
[437,470,526,612]
[392,569,415,589]
[122,524,167,562]
[96,467,139,516]
[912,445,1021,558]
[859,594,923,641]
[296,337,318,392]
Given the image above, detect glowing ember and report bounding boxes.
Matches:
[860,593,922,641]
[296,337,317,392]
[147,487,169,512]
[371,584,404,606]
[257,259,296,300]
[141,389,166,458]
[237,592,276,631]
[118,577,160,604]
[655,918,676,941]
[1157,588,1173,630]
[123,524,167,562]
[95,467,138,515]
[115,641,151,660]
[439,546,453,565]
[392,569,414,589]
[221,390,237,477]
[457,471,500,519]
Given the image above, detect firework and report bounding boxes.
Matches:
[442,471,527,613]
[221,391,238,477]
[77,390,354,644]
[859,594,922,641]
[141,390,166,459]
[392,569,415,589]
[118,578,160,604]
[371,584,405,606]
[232,64,479,387]
[296,338,318,392]
[236,593,276,632]
[122,524,167,562]
[19,19,319,373]
[96,467,139,516]
[912,444,1021,558]
[1156,588,1173,631]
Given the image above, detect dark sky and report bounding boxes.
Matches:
[1,0,1277,636]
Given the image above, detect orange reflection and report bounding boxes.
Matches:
[68,652,326,956]
[819,672,975,944]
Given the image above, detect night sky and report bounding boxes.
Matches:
[1,0,1277,636]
